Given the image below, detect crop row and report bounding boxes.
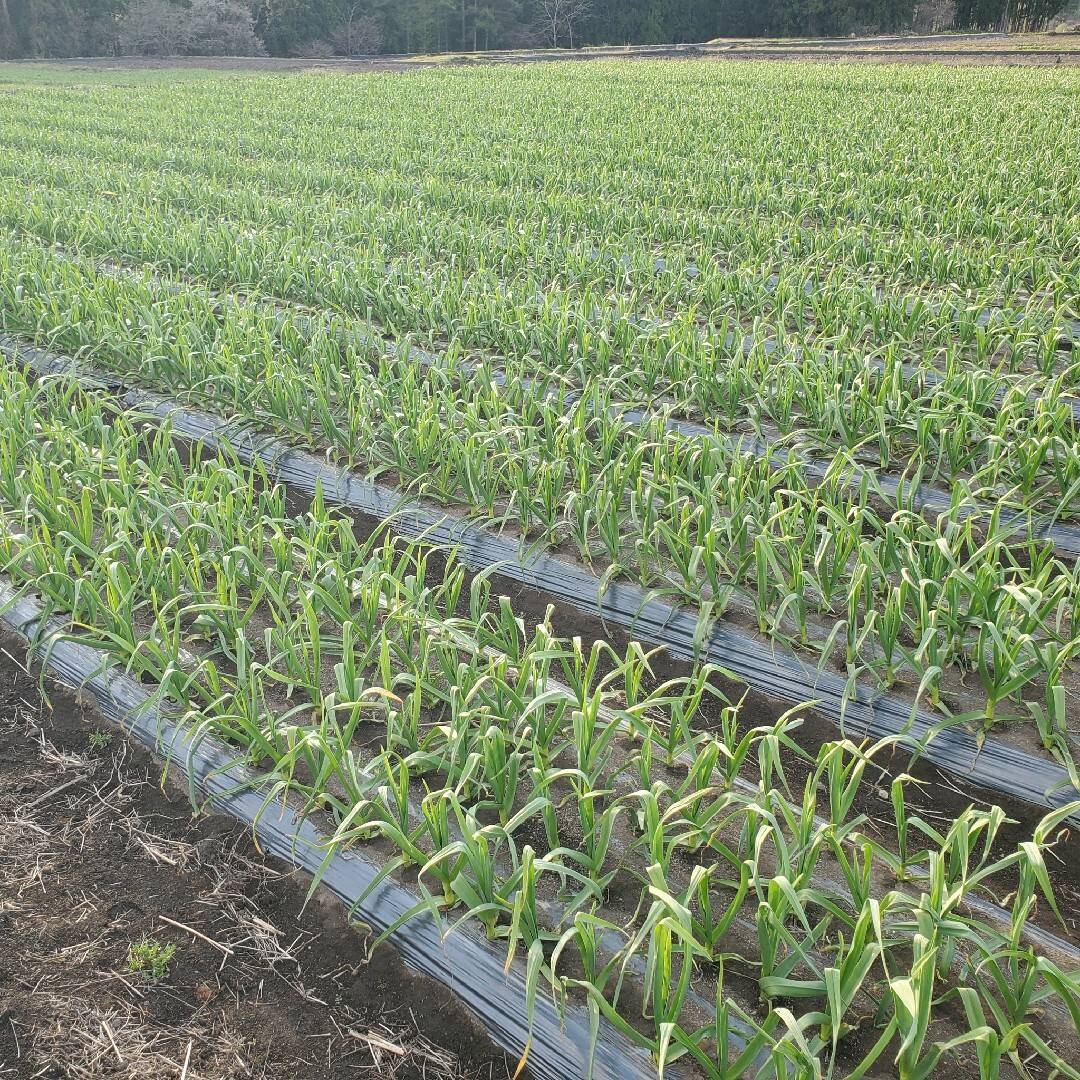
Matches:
[12,329,1080,946]
[0,65,1076,308]
[0,145,1072,366]
[61,247,1080,531]
[0,585,653,1080]
[32,245,1079,568]
[12,324,1076,823]
[112,256,1080,558]
[2,361,1079,1078]
[0,148,1074,383]
[2,244,1079,769]
[118,384,1080,816]
[0,71,1078,394]
[1,168,1077,499]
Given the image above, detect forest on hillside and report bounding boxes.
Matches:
[0,0,1071,62]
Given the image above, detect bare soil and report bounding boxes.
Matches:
[0,632,521,1080]
[13,30,1080,75]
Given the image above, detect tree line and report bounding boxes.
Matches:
[0,0,1071,61]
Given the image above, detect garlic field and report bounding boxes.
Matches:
[1,60,1079,1079]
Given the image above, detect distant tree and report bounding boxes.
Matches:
[330,0,382,51]
[187,0,265,53]
[5,0,122,56]
[121,0,264,54]
[534,0,591,45]
[0,0,973,59]
[258,0,337,54]
[954,0,1066,27]
[0,0,13,58]
[120,0,186,52]
[1056,0,1080,25]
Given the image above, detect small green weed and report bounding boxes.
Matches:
[127,940,176,983]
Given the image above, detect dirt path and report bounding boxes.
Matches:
[0,631,519,1080]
